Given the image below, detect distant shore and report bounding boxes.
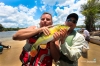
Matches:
[0,31,16,42]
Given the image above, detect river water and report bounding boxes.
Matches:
[0,31,16,42]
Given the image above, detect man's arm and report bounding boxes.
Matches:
[50,29,68,62]
[12,26,41,40]
[50,40,61,62]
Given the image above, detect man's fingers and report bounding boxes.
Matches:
[43,27,50,35]
[53,32,61,41]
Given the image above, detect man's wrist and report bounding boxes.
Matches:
[37,28,42,33]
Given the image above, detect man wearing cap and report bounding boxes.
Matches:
[50,13,87,66]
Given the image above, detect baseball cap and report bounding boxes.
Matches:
[66,13,78,23]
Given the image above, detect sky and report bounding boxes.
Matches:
[0,0,88,28]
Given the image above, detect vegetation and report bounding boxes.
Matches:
[0,24,25,32]
[80,0,100,32]
[0,24,4,31]
[76,25,99,29]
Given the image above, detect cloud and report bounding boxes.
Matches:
[57,0,74,7]
[0,0,88,28]
[2,23,18,28]
[53,0,87,25]
[0,2,39,28]
[41,0,57,6]
[39,5,46,11]
[41,0,72,6]
[53,7,70,25]
[41,0,88,26]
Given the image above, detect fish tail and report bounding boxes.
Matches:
[30,47,38,57]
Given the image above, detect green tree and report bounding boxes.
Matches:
[80,0,100,32]
[0,24,4,31]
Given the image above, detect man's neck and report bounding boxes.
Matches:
[67,30,73,35]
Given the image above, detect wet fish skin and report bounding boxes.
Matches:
[30,24,70,57]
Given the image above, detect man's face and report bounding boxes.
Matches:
[65,17,77,30]
[40,14,52,27]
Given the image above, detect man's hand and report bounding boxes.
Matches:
[39,25,53,35]
[53,32,61,41]
[53,29,68,43]
[60,29,68,44]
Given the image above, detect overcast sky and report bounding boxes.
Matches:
[0,0,87,28]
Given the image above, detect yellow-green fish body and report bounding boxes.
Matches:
[30,24,70,57]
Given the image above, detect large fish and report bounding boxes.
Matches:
[30,24,70,57]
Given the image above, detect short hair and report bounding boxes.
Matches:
[41,12,52,20]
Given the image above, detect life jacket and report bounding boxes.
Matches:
[20,33,52,66]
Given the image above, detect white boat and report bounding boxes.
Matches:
[90,36,100,45]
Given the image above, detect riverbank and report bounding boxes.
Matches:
[0,39,25,66]
[0,39,100,66]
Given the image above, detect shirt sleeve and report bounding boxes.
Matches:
[60,33,87,61]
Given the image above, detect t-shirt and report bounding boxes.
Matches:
[83,30,90,38]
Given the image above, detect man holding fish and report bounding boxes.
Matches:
[13,12,68,66]
[51,13,87,66]
[13,12,87,66]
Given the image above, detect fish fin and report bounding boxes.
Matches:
[30,48,38,57]
[40,44,46,49]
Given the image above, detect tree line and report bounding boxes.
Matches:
[76,25,100,29]
[0,24,25,31]
[0,23,99,32]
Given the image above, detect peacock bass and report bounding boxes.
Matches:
[30,24,70,57]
